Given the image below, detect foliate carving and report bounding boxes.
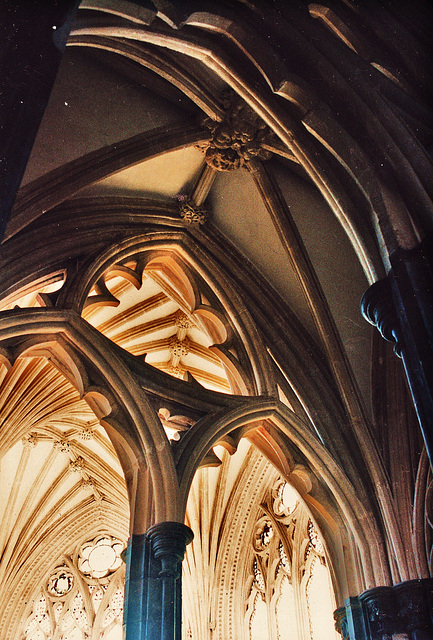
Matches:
[350,580,433,638]
[54,439,71,454]
[361,588,396,640]
[308,519,324,554]
[202,92,274,171]
[179,201,209,226]
[169,336,190,358]
[334,607,349,640]
[253,558,266,591]
[253,518,274,552]
[175,311,193,331]
[278,541,291,576]
[69,456,85,473]
[396,580,431,631]
[22,433,37,448]
[79,427,94,441]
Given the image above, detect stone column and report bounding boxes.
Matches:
[123,522,193,640]
[361,234,433,467]
[335,579,433,639]
[123,533,147,639]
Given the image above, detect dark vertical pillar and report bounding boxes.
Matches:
[334,579,433,639]
[123,534,148,639]
[361,233,433,467]
[0,0,80,239]
[124,522,193,640]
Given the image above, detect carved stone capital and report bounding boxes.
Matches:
[147,521,193,577]
[361,587,395,639]
[361,277,402,355]
[334,606,349,640]
[395,579,433,632]
[202,92,275,171]
[342,579,433,639]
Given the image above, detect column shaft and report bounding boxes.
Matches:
[124,522,193,640]
[361,233,433,466]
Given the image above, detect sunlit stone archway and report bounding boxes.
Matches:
[182,439,338,640]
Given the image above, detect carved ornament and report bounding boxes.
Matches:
[175,311,193,331]
[169,336,191,359]
[54,439,71,454]
[79,427,94,441]
[179,201,209,226]
[202,92,274,171]
[69,456,85,473]
[22,433,38,449]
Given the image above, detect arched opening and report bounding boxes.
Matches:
[82,253,235,395]
[183,439,339,640]
[0,355,130,639]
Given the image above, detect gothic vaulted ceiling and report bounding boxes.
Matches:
[1,0,432,637]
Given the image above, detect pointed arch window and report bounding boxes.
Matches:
[22,535,125,640]
[246,482,337,640]
[305,556,336,640]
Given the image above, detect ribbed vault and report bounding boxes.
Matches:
[1,0,432,638]
[0,357,129,637]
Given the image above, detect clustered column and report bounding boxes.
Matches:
[123,521,193,640]
[335,579,433,639]
[361,234,433,467]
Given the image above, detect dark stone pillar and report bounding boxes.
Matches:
[123,522,193,640]
[0,0,80,239]
[334,579,433,639]
[361,233,433,467]
[123,534,147,639]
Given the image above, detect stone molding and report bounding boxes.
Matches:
[147,521,194,577]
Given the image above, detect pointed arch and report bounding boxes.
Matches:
[0,308,178,527]
[176,397,391,595]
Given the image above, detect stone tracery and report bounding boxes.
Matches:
[0,1,432,638]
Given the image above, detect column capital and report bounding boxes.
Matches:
[361,277,401,352]
[147,521,194,577]
[361,232,433,466]
[336,579,433,639]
